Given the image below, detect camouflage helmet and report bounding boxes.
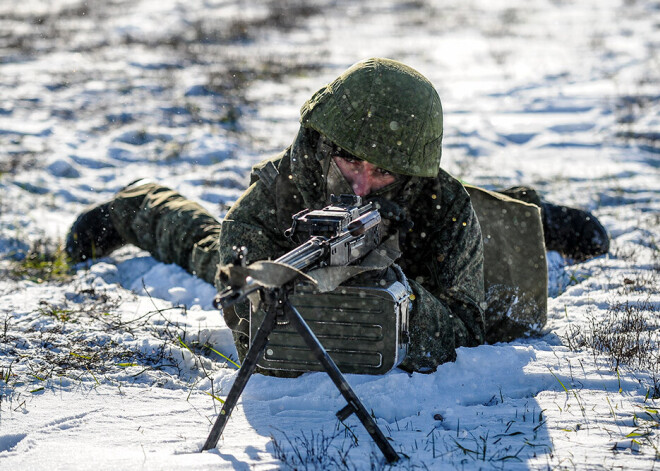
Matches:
[300,58,443,178]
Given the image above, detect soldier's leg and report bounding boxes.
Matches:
[66,181,221,286]
[498,186,609,261]
[65,200,125,263]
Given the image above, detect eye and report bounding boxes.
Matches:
[337,153,362,164]
[376,167,394,178]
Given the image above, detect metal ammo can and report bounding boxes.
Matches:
[249,281,410,375]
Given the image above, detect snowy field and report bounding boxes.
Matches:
[1,0,659,469]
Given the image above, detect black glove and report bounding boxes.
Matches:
[367,197,413,228]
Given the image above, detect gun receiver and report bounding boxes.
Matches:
[280,194,381,269]
[216,194,381,308]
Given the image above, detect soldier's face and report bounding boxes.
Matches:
[333,155,398,197]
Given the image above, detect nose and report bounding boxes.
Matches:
[351,170,372,197]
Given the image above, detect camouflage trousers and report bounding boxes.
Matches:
[106,182,546,372]
[108,182,222,287]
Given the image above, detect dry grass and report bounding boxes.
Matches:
[564,295,660,398]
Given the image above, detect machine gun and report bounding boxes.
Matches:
[201,195,405,463]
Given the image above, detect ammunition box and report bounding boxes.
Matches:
[250,281,410,375]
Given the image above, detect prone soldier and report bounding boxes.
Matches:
[66,58,609,374]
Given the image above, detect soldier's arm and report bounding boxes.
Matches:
[215,179,295,343]
[218,179,293,270]
[400,181,485,372]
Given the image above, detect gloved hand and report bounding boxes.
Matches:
[367,196,414,234]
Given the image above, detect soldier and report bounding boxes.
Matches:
[66,58,609,373]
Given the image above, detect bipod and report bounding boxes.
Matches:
[201,293,399,463]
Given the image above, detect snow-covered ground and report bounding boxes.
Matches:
[1,0,659,469]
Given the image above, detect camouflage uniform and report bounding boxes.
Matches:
[69,59,550,374]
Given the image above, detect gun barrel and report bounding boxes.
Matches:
[275,238,326,271]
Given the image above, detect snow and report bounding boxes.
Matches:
[1,0,659,469]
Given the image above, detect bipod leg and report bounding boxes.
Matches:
[283,300,399,463]
[201,304,278,451]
